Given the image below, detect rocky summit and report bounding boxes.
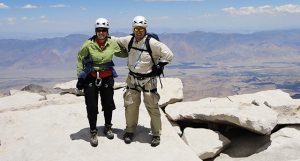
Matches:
[1,78,300,161]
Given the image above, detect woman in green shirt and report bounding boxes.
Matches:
[76,18,127,147]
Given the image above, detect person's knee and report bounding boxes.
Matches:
[87,112,97,120]
[144,92,160,107]
[124,89,141,107]
[87,106,99,115]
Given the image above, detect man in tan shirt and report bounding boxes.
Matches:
[113,16,173,147]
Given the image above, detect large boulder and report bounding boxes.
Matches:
[165,97,278,135]
[157,77,183,107]
[21,84,59,95]
[228,90,300,124]
[182,127,230,160]
[214,125,300,161]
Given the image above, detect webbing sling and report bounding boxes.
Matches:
[126,86,157,93]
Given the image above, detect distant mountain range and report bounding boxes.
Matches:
[1,29,300,71]
[0,34,89,71]
[160,29,300,65]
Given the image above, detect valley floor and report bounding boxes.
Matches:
[1,62,300,101]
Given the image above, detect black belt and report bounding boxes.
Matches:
[129,70,154,80]
[127,86,157,93]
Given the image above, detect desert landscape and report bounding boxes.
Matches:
[1,30,300,100]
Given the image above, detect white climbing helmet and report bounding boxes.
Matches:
[132,16,147,28]
[95,18,109,29]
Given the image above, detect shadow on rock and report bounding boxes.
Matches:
[70,125,152,144]
[222,127,271,158]
[70,126,125,142]
[116,125,152,144]
[70,127,90,142]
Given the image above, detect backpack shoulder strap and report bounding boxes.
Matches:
[127,33,134,52]
[145,35,155,65]
[128,34,156,64]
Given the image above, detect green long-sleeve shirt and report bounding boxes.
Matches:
[76,37,128,77]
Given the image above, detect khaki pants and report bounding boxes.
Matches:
[123,74,161,136]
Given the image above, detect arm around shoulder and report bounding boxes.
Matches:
[109,39,128,58]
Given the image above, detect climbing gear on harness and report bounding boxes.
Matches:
[154,62,168,77]
[90,69,113,78]
[92,69,114,87]
[127,86,157,93]
[127,72,158,93]
[95,71,102,87]
[129,70,154,79]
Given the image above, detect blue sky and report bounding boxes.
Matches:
[1,0,300,37]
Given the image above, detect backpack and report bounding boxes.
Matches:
[127,33,165,88]
[127,33,160,66]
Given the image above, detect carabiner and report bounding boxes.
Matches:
[95,71,102,87]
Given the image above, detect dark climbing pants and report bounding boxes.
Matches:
[83,75,115,131]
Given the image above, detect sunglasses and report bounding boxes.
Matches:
[134,28,145,32]
[96,28,108,33]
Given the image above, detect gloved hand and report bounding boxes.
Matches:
[76,78,85,90]
[154,62,168,76]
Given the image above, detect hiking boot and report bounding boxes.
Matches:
[123,132,134,144]
[151,136,160,147]
[103,124,114,140]
[90,129,98,147]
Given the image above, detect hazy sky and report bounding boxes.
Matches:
[1,0,300,35]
